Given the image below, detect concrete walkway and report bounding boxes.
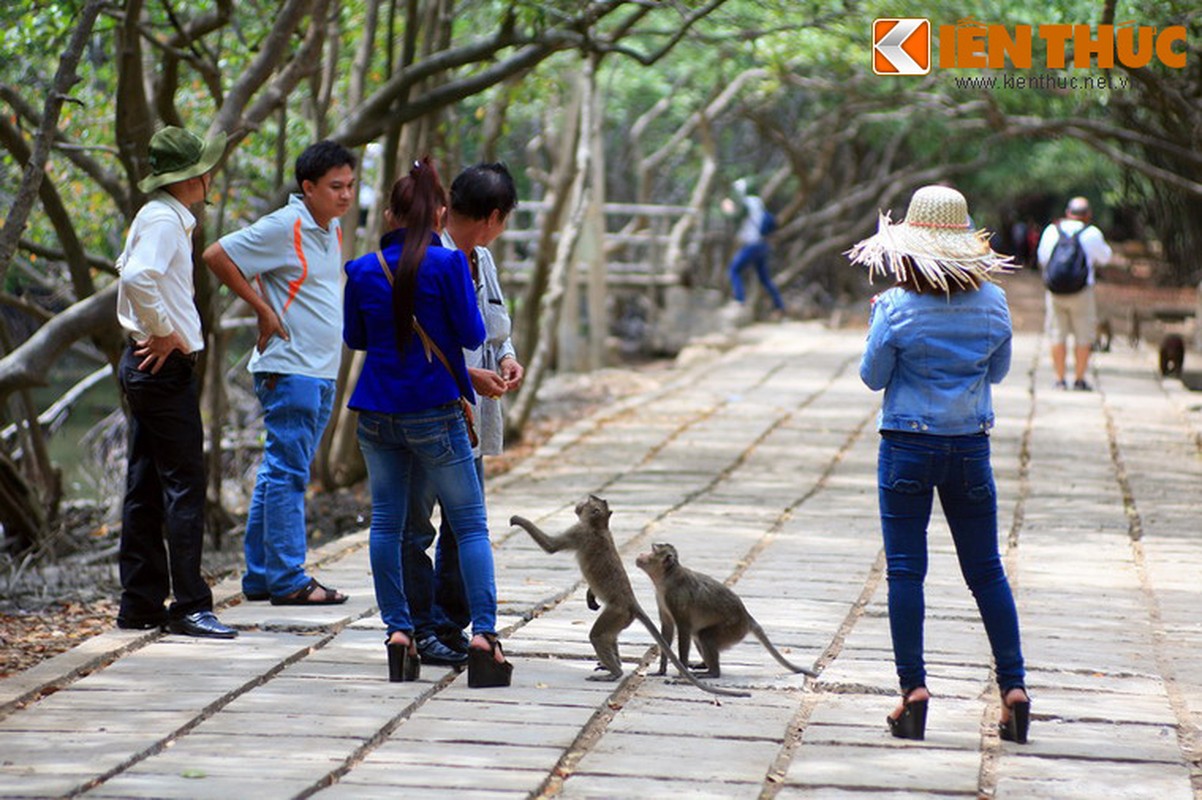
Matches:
[2,321,1201,799]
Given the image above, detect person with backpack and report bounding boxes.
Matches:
[1037,197,1112,391]
[720,178,786,317]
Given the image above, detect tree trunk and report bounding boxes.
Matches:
[0,0,106,286]
[584,56,607,372]
[508,58,595,437]
[0,446,45,552]
[318,0,419,489]
[516,85,581,361]
[0,324,55,552]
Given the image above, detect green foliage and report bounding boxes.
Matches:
[1,0,1197,285]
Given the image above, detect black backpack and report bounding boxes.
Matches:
[1043,224,1089,294]
[759,209,777,237]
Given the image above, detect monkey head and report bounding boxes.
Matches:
[574,494,612,525]
[635,542,679,578]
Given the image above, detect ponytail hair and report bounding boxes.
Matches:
[386,156,447,348]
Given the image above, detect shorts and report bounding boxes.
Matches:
[1045,285,1097,346]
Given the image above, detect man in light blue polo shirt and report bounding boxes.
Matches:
[203,140,355,605]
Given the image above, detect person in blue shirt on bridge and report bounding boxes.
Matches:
[720,178,786,316]
[848,184,1030,745]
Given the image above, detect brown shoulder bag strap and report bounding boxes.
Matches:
[373,251,457,378]
[372,251,480,447]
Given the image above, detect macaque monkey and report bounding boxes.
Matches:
[510,496,749,698]
[1094,318,1113,353]
[636,542,818,680]
[1160,333,1185,377]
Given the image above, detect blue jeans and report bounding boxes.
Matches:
[877,431,1025,693]
[403,457,482,638]
[357,405,497,638]
[728,242,785,310]
[243,373,335,598]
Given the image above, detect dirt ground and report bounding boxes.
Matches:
[1,265,1195,680]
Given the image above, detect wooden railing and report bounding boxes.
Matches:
[494,200,701,289]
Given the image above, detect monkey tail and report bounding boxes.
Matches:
[749,619,818,678]
[633,606,750,698]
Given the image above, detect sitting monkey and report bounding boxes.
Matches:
[636,542,818,679]
[1160,333,1185,377]
[510,496,748,698]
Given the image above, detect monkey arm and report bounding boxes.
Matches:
[510,515,572,553]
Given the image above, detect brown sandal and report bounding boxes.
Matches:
[269,577,348,606]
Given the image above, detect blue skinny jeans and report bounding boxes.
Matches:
[728,242,785,310]
[357,404,497,638]
[243,373,335,598]
[877,431,1026,694]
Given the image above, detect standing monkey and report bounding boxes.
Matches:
[510,497,749,698]
[636,542,818,679]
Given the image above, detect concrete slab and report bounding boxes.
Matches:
[2,322,1200,799]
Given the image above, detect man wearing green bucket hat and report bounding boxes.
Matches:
[115,125,237,639]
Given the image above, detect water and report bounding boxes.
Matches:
[27,357,121,502]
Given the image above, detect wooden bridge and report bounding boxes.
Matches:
[491,200,734,363]
[494,200,721,291]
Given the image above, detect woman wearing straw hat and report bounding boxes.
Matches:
[848,185,1030,744]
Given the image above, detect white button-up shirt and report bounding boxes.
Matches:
[116,191,205,352]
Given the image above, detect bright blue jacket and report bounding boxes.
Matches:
[860,282,1011,435]
[344,229,485,414]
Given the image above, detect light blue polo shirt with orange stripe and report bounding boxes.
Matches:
[217,194,343,380]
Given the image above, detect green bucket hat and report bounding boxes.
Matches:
[138,126,227,193]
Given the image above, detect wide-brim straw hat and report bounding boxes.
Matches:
[846,185,1013,291]
[138,126,227,193]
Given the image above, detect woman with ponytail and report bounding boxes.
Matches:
[343,157,512,687]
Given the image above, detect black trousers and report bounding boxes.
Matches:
[117,345,212,623]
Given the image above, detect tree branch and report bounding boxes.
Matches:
[237,0,335,138]
[0,285,120,402]
[0,292,55,325]
[597,0,727,66]
[0,0,106,288]
[0,83,131,216]
[18,239,115,276]
[0,115,96,299]
[211,0,316,138]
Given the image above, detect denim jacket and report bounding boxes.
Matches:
[860,282,1011,435]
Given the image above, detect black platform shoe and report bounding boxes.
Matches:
[887,687,929,740]
[467,633,513,688]
[998,688,1030,744]
[386,636,420,682]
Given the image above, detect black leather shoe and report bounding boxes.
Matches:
[417,634,468,666]
[167,611,238,639]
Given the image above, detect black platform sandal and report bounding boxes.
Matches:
[998,687,1030,744]
[887,687,929,740]
[467,633,513,688]
[386,635,420,682]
